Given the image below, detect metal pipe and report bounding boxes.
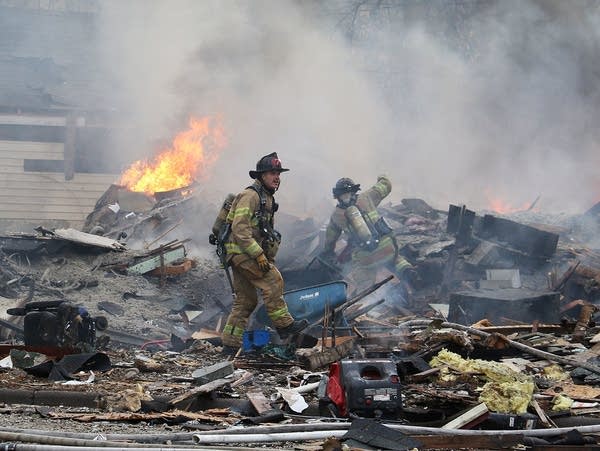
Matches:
[193,423,600,444]
[0,445,279,451]
[193,430,347,444]
[191,422,350,435]
[0,431,277,450]
[0,428,193,443]
[6,421,600,448]
[0,446,197,451]
[0,431,171,449]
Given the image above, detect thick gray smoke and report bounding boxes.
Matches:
[97,0,600,218]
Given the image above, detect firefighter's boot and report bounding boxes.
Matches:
[276,319,309,339]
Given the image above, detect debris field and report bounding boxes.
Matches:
[2,186,600,450]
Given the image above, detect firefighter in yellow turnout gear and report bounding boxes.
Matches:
[321,176,418,293]
[220,153,308,353]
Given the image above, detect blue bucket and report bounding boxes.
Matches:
[242,329,271,351]
[254,280,348,327]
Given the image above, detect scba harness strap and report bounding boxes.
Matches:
[245,184,280,244]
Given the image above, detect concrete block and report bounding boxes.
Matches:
[192,361,234,385]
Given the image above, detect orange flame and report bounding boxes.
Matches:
[119,116,226,194]
[484,189,530,214]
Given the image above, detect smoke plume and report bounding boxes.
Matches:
[97,0,600,218]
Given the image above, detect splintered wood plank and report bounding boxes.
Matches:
[441,403,489,429]
[126,247,186,275]
[48,409,238,424]
[168,378,231,410]
[53,228,126,251]
[297,337,355,370]
[247,389,273,415]
[543,382,600,400]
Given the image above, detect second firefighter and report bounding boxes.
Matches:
[320,175,420,293]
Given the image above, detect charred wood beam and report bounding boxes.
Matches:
[0,388,103,409]
[553,260,581,291]
[298,337,355,370]
[168,378,230,410]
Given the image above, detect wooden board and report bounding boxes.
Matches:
[127,247,186,275]
[247,389,274,415]
[441,403,489,429]
[168,378,231,410]
[53,228,126,250]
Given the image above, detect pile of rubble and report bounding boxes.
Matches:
[1,185,600,450]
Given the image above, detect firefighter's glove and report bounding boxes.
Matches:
[256,253,271,272]
[403,267,422,288]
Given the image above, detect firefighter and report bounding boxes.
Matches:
[320,175,419,294]
[220,152,308,355]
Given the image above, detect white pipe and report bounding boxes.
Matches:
[193,423,600,444]
[193,430,347,444]
[4,445,265,451]
[4,446,197,451]
[292,381,320,394]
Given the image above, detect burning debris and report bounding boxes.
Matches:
[0,188,600,449]
[119,116,226,195]
[2,120,600,449]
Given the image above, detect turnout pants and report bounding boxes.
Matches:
[349,236,412,292]
[221,258,294,348]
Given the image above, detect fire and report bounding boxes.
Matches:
[484,189,531,214]
[119,116,226,194]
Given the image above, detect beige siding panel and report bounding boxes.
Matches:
[0,171,118,185]
[0,141,64,159]
[1,194,99,205]
[0,211,88,221]
[0,186,102,200]
[0,170,119,224]
[0,115,67,126]
[69,173,120,183]
[0,179,114,193]
[0,158,25,168]
[0,203,94,213]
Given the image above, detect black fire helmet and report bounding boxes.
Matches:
[249,152,290,179]
[332,177,361,198]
